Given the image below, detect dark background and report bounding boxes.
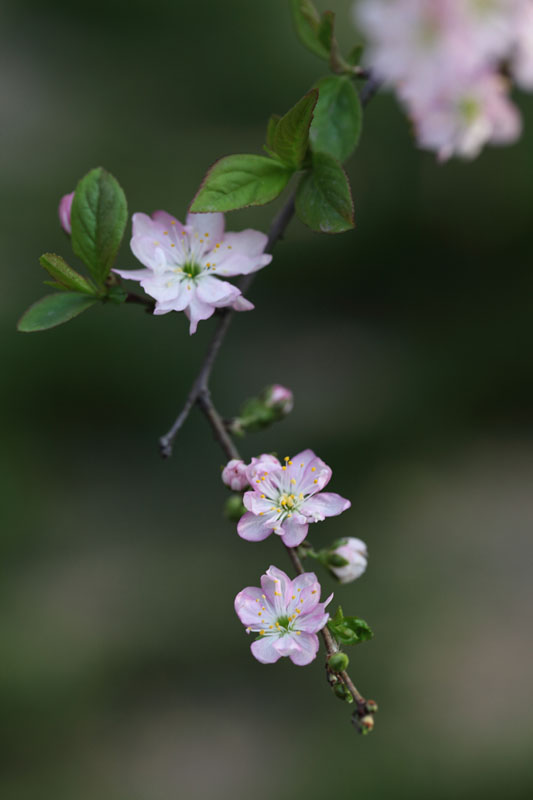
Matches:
[2,1,533,798]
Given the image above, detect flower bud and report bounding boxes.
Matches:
[224,494,247,521]
[365,699,378,714]
[264,384,294,416]
[327,538,368,584]
[328,652,350,672]
[221,459,248,491]
[58,191,74,235]
[333,683,353,703]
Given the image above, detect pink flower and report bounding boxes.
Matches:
[328,537,368,584]
[114,211,272,334]
[234,565,333,665]
[58,191,74,234]
[413,71,521,160]
[265,384,294,416]
[237,449,351,547]
[222,459,249,492]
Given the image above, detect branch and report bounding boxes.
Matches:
[159,193,296,458]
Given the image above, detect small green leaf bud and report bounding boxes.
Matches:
[328,652,350,672]
[333,683,353,703]
[224,494,246,521]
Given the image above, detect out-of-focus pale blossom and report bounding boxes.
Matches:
[115,211,271,334]
[222,459,249,492]
[327,537,368,584]
[354,0,533,159]
[234,565,332,665]
[58,192,74,234]
[264,384,294,416]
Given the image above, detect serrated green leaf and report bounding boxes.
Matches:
[310,76,363,162]
[190,155,292,212]
[17,292,98,332]
[328,606,373,646]
[295,151,354,233]
[271,90,318,169]
[289,0,330,60]
[39,252,97,295]
[70,167,128,286]
[266,114,281,151]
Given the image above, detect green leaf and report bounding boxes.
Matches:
[289,0,330,60]
[70,167,128,286]
[310,76,363,162]
[295,151,354,233]
[266,114,281,151]
[190,155,292,212]
[39,253,97,295]
[347,44,364,67]
[317,10,334,53]
[328,606,374,646]
[271,90,318,169]
[17,292,98,333]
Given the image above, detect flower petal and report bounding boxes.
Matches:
[196,275,241,307]
[232,295,254,312]
[186,212,225,243]
[260,566,292,607]
[185,291,216,334]
[288,632,320,665]
[235,587,275,627]
[237,512,273,542]
[251,635,282,664]
[280,517,309,547]
[113,268,152,282]
[302,492,351,521]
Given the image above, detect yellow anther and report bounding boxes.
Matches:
[295,609,301,614]
[170,243,175,247]
[311,590,317,594]
[284,456,290,462]
[204,232,209,237]
[259,512,264,516]
[299,493,304,499]
[163,230,168,235]
[260,630,265,635]
[282,466,287,471]
[258,612,262,616]
[269,625,273,629]
[255,598,259,603]
[297,588,301,592]
[215,243,220,248]
[288,513,292,518]
[311,467,316,472]
[154,240,159,245]
[288,461,293,465]
[260,494,265,499]
[262,594,266,599]
[300,463,304,467]
[275,591,281,596]
[314,479,318,484]
[271,506,276,511]
[187,285,191,291]
[171,221,176,225]
[262,606,266,610]
[227,245,232,249]
[290,478,296,485]
[199,239,204,243]
[291,595,296,600]
[206,262,211,267]
[296,631,302,636]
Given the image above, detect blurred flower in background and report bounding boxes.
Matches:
[355,0,533,159]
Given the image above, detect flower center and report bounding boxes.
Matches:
[181,261,203,279]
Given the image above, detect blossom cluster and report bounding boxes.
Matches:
[355,0,533,160]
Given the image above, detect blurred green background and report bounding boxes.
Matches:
[2,0,533,798]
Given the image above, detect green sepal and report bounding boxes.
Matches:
[327,606,373,646]
[224,494,247,522]
[39,252,98,295]
[70,167,128,286]
[190,155,292,213]
[310,76,362,163]
[105,286,128,304]
[17,292,98,333]
[347,44,364,67]
[295,151,354,233]
[271,90,318,170]
[289,0,330,60]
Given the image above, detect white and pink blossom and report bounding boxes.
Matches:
[222,459,249,492]
[115,211,272,334]
[58,191,74,234]
[235,565,332,665]
[237,449,351,547]
[354,0,532,159]
[264,384,294,416]
[328,537,368,584]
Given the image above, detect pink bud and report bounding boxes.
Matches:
[222,459,249,492]
[58,191,74,234]
[329,538,368,584]
[265,384,293,415]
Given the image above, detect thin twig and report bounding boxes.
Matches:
[159,193,296,458]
